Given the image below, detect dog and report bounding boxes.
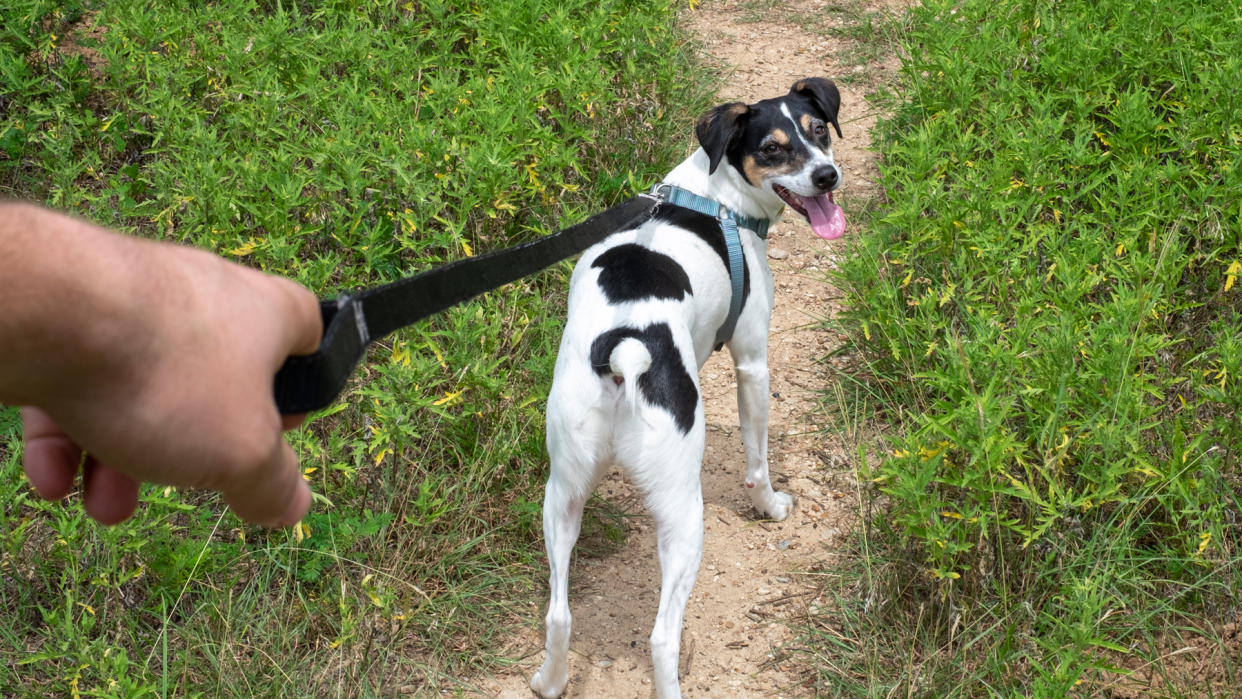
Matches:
[530,78,847,699]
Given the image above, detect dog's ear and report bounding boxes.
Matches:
[790,77,842,138]
[695,102,750,175]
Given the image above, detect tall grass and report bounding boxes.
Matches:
[813,0,1242,694]
[0,0,714,694]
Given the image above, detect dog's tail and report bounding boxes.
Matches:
[609,337,652,415]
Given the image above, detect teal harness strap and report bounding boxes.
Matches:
[651,184,770,349]
[659,185,770,240]
[715,215,746,348]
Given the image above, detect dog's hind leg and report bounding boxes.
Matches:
[643,471,704,699]
[530,476,588,698]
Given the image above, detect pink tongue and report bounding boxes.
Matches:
[802,193,846,240]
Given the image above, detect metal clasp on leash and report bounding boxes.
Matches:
[646,182,673,204]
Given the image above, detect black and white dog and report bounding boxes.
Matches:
[531,78,847,699]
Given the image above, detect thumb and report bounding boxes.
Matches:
[222,439,311,528]
[265,274,324,431]
[272,275,323,359]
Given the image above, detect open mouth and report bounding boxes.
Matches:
[773,184,847,240]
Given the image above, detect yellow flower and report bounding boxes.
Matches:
[1197,532,1212,555]
[1224,260,1240,291]
[433,389,464,406]
[227,238,260,257]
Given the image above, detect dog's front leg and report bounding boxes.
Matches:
[734,357,793,520]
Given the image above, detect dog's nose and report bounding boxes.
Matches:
[812,165,839,192]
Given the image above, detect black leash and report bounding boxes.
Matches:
[273,194,659,414]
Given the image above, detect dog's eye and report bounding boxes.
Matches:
[762,143,782,155]
[813,124,827,138]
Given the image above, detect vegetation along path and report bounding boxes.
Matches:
[487,0,906,695]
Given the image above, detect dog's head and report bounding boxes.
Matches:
[695,78,846,239]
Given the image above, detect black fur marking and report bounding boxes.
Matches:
[695,102,750,174]
[592,244,693,304]
[652,205,751,312]
[654,205,723,258]
[791,77,842,137]
[589,323,697,435]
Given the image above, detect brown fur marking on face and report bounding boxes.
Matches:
[743,150,803,185]
[799,113,814,135]
[742,154,764,186]
[771,129,790,146]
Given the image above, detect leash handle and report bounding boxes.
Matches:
[273,295,369,415]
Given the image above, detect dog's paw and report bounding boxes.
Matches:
[757,490,793,521]
[530,662,568,698]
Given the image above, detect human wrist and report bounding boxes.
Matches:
[0,203,161,406]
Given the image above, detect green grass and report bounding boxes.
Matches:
[809,0,1242,694]
[0,0,714,694]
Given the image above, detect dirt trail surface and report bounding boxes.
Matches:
[484,1,902,695]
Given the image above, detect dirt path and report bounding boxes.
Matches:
[484,1,903,695]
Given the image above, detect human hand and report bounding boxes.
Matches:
[3,204,322,527]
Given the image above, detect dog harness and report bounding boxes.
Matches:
[650,184,771,349]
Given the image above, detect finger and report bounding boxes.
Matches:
[267,278,322,422]
[272,276,323,357]
[21,406,81,501]
[281,413,308,431]
[223,438,311,528]
[82,456,140,525]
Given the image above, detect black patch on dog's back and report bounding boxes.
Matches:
[652,205,751,310]
[654,206,723,258]
[589,323,697,435]
[592,244,692,304]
